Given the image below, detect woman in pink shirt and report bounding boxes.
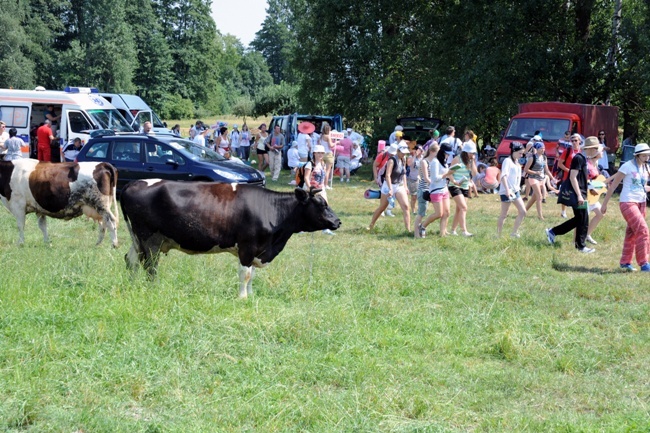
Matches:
[336,133,353,182]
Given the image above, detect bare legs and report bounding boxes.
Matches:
[497,198,527,237]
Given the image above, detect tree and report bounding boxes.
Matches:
[232,96,255,124]
[0,0,36,89]
[250,0,296,84]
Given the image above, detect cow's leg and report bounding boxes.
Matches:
[99,211,118,248]
[37,214,49,243]
[125,243,142,272]
[238,265,254,299]
[14,208,27,245]
[141,242,161,280]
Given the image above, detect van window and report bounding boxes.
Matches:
[85,141,110,160]
[0,106,29,128]
[113,141,141,161]
[68,111,93,133]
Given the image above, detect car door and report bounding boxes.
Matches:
[142,142,193,182]
[110,139,144,185]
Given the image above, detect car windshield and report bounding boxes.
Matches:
[163,138,226,162]
[87,109,134,132]
[504,118,570,141]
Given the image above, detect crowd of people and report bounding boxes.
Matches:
[365,125,650,272]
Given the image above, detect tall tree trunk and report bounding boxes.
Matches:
[605,0,623,104]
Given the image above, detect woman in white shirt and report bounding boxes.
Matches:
[497,141,527,237]
[601,143,650,271]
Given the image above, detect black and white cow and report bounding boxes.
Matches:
[120,179,341,298]
[0,159,119,246]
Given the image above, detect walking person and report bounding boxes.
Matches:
[524,141,554,219]
[418,142,454,238]
[413,144,432,238]
[367,143,412,233]
[267,124,285,181]
[230,124,241,159]
[448,140,478,236]
[239,124,251,160]
[545,136,601,253]
[320,124,335,189]
[0,128,24,160]
[406,145,422,212]
[601,143,650,271]
[497,142,527,237]
[556,133,582,218]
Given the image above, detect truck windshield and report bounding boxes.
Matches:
[504,118,570,142]
[87,109,134,132]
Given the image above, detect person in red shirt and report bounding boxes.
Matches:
[556,133,582,218]
[37,120,55,162]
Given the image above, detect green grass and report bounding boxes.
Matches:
[1,166,649,432]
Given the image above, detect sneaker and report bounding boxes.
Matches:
[586,235,598,245]
[289,180,297,185]
[640,263,650,272]
[340,178,344,182]
[542,198,546,203]
[620,263,637,272]
[418,224,426,239]
[578,247,595,254]
[322,229,335,236]
[462,231,474,237]
[451,230,458,236]
[545,228,555,245]
[326,185,333,190]
[385,210,395,217]
[346,179,350,183]
[510,232,521,238]
[561,211,567,218]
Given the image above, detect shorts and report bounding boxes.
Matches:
[407,179,418,196]
[323,153,334,164]
[430,190,450,203]
[380,181,405,196]
[500,191,521,202]
[256,147,267,155]
[479,177,499,191]
[448,185,469,198]
[416,189,429,216]
[589,201,601,213]
[337,155,351,170]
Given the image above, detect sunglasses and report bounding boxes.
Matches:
[598,133,605,136]
[571,139,580,142]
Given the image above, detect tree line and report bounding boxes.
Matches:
[0,0,274,119]
[252,0,650,143]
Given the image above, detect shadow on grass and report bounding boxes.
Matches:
[551,259,624,275]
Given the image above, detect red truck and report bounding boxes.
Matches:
[495,102,619,167]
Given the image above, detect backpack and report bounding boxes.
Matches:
[377,154,397,185]
[295,161,310,188]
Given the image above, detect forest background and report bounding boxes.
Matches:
[2,0,650,144]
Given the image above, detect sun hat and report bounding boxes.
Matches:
[462,141,477,153]
[298,122,315,134]
[634,143,650,155]
[313,144,325,153]
[233,124,238,128]
[582,136,600,149]
[291,141,298,147]
[395,131,403,138]
[398,143,410,154]
[347,128,352,134]
[387,143,399,155]
[433,129,440,138]
[533,141,544,149]
[395,125,403,132]
[570,133,582,141]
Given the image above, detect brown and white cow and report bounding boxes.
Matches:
[0,159,119,247]
[120,180,341,298]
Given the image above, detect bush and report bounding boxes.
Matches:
[158,94,194,120]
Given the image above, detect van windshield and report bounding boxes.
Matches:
[87,109,134,132]
[504,118,570,142]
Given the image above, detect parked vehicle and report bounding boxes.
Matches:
[100,93,172,134]
[0,86,134,159]
[269,113,343,169]
[495,102,619,167]
[397,116,443,148]
[76,133,265,193]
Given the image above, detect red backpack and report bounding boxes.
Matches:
[375,151,392,186]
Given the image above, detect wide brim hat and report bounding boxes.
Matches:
[582,136,600,149]
[298,122,315,134]
[634,143,650,155]
[387,143,399,155]
[462,141,477,153]
[312,144,325,153]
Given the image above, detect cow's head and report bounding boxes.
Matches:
[294,187,341,232]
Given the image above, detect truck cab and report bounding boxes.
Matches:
[496,102,619,168]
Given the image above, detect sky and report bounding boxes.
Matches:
[211,0,269,47]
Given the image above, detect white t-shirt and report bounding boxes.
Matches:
[499,157,521,195]
[191,134,205,147]
[296,133,311,156]
[230,130,240,148]
[440,136,461,164]
[287,147,300,168]
[598,143,609,169]
[618,159,649,203]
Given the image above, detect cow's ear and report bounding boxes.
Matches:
[295,187,309,203]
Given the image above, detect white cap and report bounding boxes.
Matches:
[313,144,325,153]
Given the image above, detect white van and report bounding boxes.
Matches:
[100,93,172,134]
[0,86,133,159]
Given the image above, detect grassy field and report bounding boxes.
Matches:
[1,165,649,432]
